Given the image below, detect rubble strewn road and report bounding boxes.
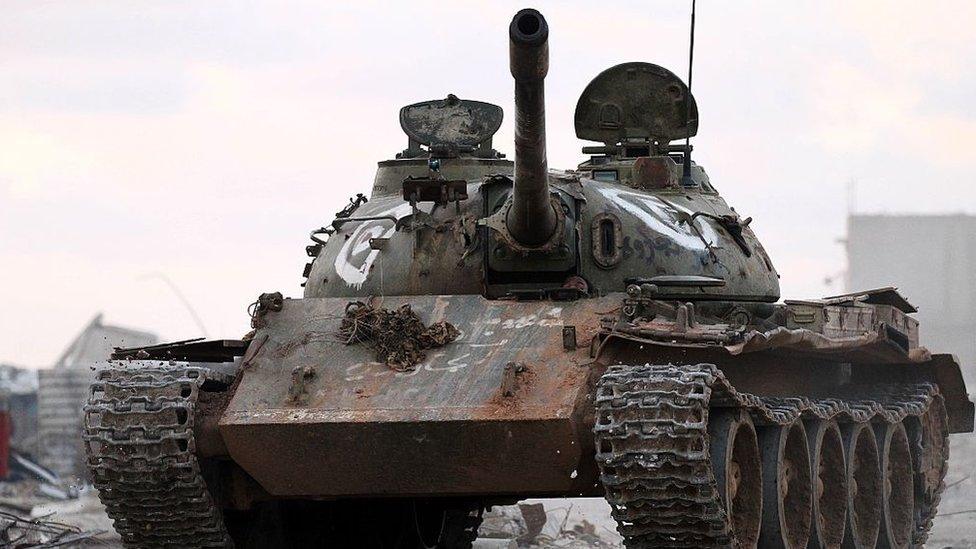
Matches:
[0,484,119,547]
[4,434,974,549]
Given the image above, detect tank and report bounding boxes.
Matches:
[84,8,973,549]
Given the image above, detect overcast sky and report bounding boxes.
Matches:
[2,0,975,367]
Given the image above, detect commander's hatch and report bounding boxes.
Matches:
[398,94,505,159]
[575,62,698,158]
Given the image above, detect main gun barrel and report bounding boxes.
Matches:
[507,8,557,246]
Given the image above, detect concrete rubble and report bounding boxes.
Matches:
[0,449,120,548]
[0,481,119,547]
[477,499,622,548]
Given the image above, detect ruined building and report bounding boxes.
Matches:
[847,214,976,385]
[37,314,156,478]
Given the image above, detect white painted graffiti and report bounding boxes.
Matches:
[344,360,425,381]
[338,306,565,381]
[595,187,721,251]
[343,353,473,382]
[483,307,564,330]
[334,202,413,288]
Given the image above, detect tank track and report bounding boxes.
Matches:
[593,363,948,548]
[83,363,235,549]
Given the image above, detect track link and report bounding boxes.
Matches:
[84,363,234,549]
[593,363,948,548]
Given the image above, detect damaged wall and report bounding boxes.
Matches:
[35,315,158,480]
[37,369,91,479]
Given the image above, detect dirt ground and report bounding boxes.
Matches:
[927,434,976,548]
[7,494,974,548]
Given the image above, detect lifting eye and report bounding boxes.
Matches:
[592,213,623,269]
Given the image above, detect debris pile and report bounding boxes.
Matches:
[0,510,105,548]
[0,449,115,547]
[338,302,460,371]
[479,501,621,548]
[1,449,76,505]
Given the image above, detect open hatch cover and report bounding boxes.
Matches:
[399,95,503,152]
[575,62,698,146]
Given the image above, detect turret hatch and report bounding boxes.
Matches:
[575,62,698,150]
[398,94,504,158]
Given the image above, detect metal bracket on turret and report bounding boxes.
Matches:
[402,176,468,212]
[478,193,567,255]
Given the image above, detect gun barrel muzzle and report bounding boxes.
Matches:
[507,9,556,246]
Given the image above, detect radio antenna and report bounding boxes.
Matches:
[682,0,697,185]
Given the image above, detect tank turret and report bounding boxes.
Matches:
[506,8,557,246]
